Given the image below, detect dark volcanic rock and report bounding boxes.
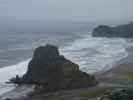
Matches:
[92,25,114,37]
[10,44,98,92]
[92,21,133,37]
[23,45,63,84]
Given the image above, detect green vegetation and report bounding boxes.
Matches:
[80,88,133,100]
[39,96,68,100]
[112,64,133,84]
[80,88,108,98]
[120,70,133,84]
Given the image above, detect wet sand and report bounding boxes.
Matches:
[96,46,133,84]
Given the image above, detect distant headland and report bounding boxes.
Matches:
[92,21,133,37]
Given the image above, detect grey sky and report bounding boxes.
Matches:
[0,0,133,21]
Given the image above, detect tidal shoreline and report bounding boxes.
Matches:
[0,42,133,99]
[96,46,133,85]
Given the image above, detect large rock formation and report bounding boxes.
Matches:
[92,21,133,37]
[10,44,98,92]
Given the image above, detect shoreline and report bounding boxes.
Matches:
[96,46,133,84]
[0,60,29,98]
[94,45,130,75]
[0,48,131,99]
[0,85,34,100]
[0,60,29,83]
[0,39,132,99]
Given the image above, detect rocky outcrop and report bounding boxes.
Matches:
[92,21,133,37]
[10,44,98,92]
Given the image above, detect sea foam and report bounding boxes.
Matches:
[0,59,30,83]
[60,35,132,73]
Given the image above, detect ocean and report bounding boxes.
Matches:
[0,31,133,97]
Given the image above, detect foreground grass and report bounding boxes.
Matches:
[79,88,110,98]
[120,69,133,84]
[99,64,133,85]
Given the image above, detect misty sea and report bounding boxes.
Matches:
[0,31,133,97]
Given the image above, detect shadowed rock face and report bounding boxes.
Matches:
[92,22,133,37]
[10,44,98,92]
[92,25,114,37]
[23,45,63,84]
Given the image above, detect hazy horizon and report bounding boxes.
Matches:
[0,0,133,32]
[1,0,133,20]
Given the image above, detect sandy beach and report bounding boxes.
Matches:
[96,46,133,85]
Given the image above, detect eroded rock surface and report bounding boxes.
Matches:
[10,44,98,92]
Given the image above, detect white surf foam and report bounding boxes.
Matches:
[0,59,30,95]
[0,59,30,83]
[60,34,133,73]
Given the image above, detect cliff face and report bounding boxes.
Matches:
[23,45,64,85]
[92,22,133,37]
[10,44,98,92]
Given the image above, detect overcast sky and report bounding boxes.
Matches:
[0,0,133,22]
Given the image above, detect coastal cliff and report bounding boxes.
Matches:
[92,22,133,37]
